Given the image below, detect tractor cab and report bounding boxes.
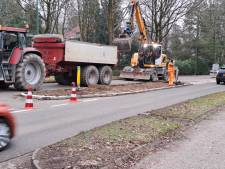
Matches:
[0,26,27,64]
[0,26,45,90]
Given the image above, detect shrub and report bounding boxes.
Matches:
[175,58,209,75]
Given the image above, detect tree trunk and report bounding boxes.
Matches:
[108,0,114,45]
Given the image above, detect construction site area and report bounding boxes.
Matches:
[1,0,225,169]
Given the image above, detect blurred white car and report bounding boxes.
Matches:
[210,64,219,77]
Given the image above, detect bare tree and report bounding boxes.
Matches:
[0,0,26,27]
[141,0,201,42]
[100,0,128,44]
[17,0,71,33]
[76,0,101,42]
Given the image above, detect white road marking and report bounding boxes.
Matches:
[51,103,69,108]
[12,109,31,114]
[10,99,100,114]
[82,98,99,102]
[188,79,215,85]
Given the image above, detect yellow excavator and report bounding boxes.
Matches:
[114,0,178,81]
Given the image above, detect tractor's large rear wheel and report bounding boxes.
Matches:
[0,82,10,89]
[14,54,46,91]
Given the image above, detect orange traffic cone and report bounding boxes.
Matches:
[70,82,77,102]
[25,86,33,109]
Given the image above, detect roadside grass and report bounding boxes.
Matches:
[36,92,225,169]
[152,92,225,122]
[66,116,179,146]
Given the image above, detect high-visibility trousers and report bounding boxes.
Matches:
[168,65,175,86]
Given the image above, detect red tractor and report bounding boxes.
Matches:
[0,26,45,90]
[0,26,117,90]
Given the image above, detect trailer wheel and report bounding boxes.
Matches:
[14,53,46,91]
[151,70,158,82]
[162,71,169,82]
[55,72,73,86]
[81,65,99,86]
[98,66,112,85]
[0,82,10,89]
[175,67,179,82]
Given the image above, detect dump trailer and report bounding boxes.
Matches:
[32,34,118,87]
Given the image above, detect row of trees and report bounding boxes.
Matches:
[0,0,196,44]
[170,0,225,74]
[0,0,126,44]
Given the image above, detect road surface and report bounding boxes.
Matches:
[0,76,222,162]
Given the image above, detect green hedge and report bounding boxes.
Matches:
[175,58,209,75]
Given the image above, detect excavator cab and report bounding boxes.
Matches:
[140,43,162,66]
[130,43,162,68]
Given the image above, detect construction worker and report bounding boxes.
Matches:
[168,61,175,86]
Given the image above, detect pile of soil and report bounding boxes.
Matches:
[34,82,169,97]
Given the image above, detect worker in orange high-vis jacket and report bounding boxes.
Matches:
[168,61,175,86]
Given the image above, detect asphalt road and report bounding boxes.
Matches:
[0,76,223,162]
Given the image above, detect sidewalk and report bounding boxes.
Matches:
[133,111,225,169]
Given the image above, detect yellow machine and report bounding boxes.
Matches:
[113,0,178,81]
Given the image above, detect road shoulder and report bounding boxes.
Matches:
[133,110,225,169]
[0,153,32,169]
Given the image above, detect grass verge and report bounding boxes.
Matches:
[35,92,225,169]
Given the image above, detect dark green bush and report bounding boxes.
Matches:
[175,58,209,75]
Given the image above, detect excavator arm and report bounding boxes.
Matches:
[129,0,149,44]
[113,0,149,52]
